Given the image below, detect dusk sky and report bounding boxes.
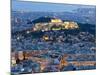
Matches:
[12,0,95,12]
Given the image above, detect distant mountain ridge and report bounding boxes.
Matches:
[12,6,96,24]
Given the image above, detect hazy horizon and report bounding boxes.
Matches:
[12,0,96,12]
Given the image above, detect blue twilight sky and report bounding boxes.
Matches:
[12,0,95,12]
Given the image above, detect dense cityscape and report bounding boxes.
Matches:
[11,1,96,75]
